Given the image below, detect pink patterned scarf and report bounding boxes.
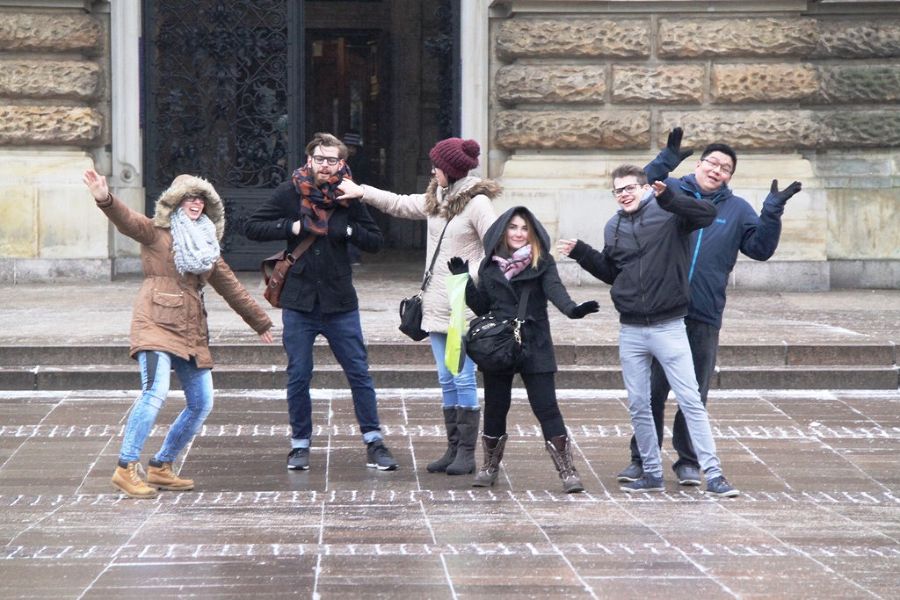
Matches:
[493,244,532,280]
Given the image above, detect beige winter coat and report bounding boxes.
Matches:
[362,176,499,333]
[96,175,272,368]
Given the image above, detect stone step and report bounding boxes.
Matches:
[0,364,895,391]
[1,343,896,367]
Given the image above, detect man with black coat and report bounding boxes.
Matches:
[559,164,739,497]
[244,132,398,472]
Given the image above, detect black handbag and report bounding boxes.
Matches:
[398,219,452,341]
[465,285,533,372]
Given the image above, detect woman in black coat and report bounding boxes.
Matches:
[449,206,599,492]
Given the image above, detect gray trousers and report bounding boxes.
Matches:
[619,318,722,479]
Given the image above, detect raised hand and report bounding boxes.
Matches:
[666,127,693,162]
[570,300,599,319]
[651,181,667,196]
[767,179,802,205]
[556,239,577,257]
[82,169,109,202]
[337,178,364,201]
[447,256,469,275]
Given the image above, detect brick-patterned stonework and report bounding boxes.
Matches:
[0,12,104,146]
[493,15,900,151]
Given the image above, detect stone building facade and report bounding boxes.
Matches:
[1,0,898,288]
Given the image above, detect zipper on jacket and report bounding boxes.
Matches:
[628,213,648,323]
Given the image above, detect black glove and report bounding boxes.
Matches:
[569,300,599,319]
[447,257,469,275]
[665,127,693,163]
[766,179,802,205]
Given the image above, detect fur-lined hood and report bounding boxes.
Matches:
[424,175,502,219]
[152,174,226,240]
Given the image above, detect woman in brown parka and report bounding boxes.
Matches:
[83,168,274,499]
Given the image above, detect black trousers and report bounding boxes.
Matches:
[629,318,720,469]
[482,370,566,440]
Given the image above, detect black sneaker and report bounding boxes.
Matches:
[674,463,701,486]
[616,461,643,483]
[366,441,398,471]
[705,475,740,498]
[620,474,665,493]
[287,447,309,470]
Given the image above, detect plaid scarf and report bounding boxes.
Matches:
[291,165,352,235]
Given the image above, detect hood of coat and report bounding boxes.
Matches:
[152,174,226,240]
[424,175,502,218]
[481,205,551,260]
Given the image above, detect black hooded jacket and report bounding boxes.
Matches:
[465,206,581,374]
[570,186,715,325]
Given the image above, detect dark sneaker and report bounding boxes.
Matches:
[620,474,665,494]
[674,464,701,486]
[366,441,398,471]
[287,447,310,470]
[616,461,643,483]
[705,476,740,498]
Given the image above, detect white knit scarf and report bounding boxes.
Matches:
[169,207,220,275]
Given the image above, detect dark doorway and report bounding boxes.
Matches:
[142,0,459,268]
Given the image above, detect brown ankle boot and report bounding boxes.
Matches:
[546,435,584,493]
[472,434,508,487]
[112,462,158,499]
[147,462,194,491]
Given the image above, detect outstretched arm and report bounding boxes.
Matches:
[653,180,716,231]
[741,179,802,260]
[561,238,619,285]
[83,168,157,245]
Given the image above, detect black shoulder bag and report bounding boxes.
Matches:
[398,219,452,341]
[465,284,533,372]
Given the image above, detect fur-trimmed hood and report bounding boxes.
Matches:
[424,175,502,219]
[152,174,226,240]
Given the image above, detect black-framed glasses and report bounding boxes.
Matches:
[701,157,733,175]
[312,155,340,166]
[612,183,641,197]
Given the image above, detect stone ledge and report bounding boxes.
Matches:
[0,59,102,100]
[0,12,102,53]
[0,105,102,145]
[496,18,650,61]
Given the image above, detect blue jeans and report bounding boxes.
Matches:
[428,332,479,409]
[282,306,382,448]
[619,318,721,480]
[119,350,214,464]
[630,318,720,469]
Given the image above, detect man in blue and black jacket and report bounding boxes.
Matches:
[615,128,802,487]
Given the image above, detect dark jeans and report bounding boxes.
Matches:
[282,306,382,445]
[482,370,566,441]
[629,318,720,470]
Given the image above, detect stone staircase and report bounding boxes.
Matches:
[1,342,896,390]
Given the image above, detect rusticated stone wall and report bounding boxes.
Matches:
[0,11,105,146]
[493,15,900,151]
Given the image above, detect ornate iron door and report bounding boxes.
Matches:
[142,0,303,269]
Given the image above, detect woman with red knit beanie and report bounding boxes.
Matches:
[339,138,499,476]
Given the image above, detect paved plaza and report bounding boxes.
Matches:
[0,259,898,598]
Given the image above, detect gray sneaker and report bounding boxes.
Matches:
[616,461,643,482]
[287,447,309,470]
[620,474,665,493]
[366,441,398,471]
[705,476,740,498]
[674,464,701,486]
